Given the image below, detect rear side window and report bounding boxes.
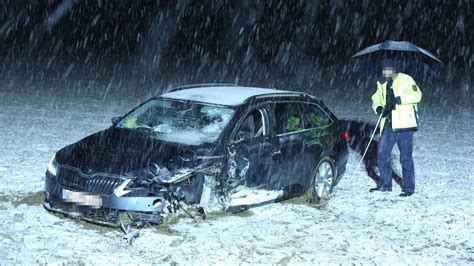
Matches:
[272,102,303,135]
[300,103,332,129]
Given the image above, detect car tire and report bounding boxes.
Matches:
[307,156,336,204]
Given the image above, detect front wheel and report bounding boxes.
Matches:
[308,156,336,204]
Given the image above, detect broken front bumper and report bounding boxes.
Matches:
[44,171,166,226]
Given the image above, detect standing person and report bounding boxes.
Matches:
[370,59,422,197]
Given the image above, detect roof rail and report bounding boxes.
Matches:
[166,83,239,93]
[254,92,307,98]
[243,91,315,103]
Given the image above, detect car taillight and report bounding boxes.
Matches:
[343,130,349,142]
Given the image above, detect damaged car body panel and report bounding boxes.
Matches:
[44,85,349,226]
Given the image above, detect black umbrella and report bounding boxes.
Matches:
[350,40,443,81]
[352,40,442,62]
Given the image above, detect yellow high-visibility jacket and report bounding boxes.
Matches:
[371,73,422,134]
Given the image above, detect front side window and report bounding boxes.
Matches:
[300,103,332,129]
[116,99,235,145]
[272,102,303,135]
[234,109,266,142]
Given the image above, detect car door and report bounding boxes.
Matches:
[267,101,310,194]
[225,106,275,194]
[297,102,335,188]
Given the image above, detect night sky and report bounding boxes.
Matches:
[1,1,472,87]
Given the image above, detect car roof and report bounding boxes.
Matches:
[160,86,304,106]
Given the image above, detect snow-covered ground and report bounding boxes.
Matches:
[0,78,472,264]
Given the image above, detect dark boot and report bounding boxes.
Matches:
[369,187,381,192]
[369,187,392,192]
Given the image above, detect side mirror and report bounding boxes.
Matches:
[111,116,122,125]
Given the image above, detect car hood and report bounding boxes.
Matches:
[55,128,219,176]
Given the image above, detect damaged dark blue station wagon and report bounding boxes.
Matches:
[44,85,349,226]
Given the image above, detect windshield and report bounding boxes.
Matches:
[116,98,235,145]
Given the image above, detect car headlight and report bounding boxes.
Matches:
[47,155,58,176]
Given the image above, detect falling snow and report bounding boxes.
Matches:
[0,1,472,264]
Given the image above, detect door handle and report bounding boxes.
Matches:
[271,150,282,156]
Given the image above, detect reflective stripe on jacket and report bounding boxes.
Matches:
[371,73,422,134]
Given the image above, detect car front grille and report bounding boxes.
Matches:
[57,166,124,196]
[81,208,120,226]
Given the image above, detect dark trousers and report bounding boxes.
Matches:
[377,124,415,193]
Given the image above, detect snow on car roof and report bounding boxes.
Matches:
[160,86,296,106]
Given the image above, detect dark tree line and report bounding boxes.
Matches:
[1,0,472,82]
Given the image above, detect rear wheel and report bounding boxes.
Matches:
[308,156,336,204]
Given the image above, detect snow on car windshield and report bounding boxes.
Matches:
[116,99,234,145]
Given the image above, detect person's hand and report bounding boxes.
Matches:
[395,96,401,105]
[376,106,383,115]
[376,106,391,117]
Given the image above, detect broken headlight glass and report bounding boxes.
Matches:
[47,155,58,176]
